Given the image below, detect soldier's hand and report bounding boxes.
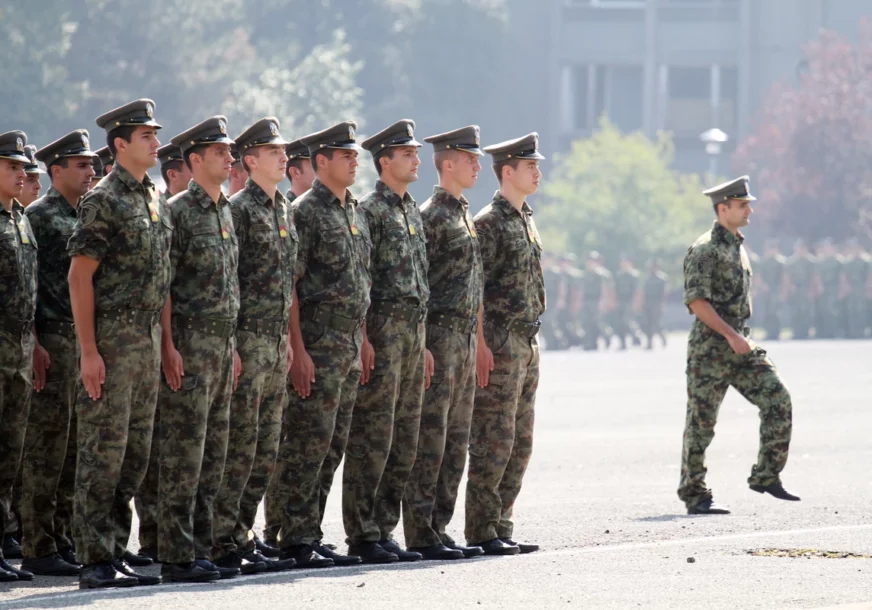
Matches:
[476,342,494,388]
[424,349,435,389]
[291,348,315,398]
[727,333,752,355]
[32,343,51,392]
[81,351,106,400]
[233,350,242,391]
[162,346,185,392]
[359,338,375,385]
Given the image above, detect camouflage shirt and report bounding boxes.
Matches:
[642,270,668,306]
[786,253,816,291]
[293,179,372,321]
[817,255,843,290]
[420,186,482,320]
[25,187,76,322]
[67,163,172,312]
[0,200,38,323]
[614,268,640,303]
[683,221,752,325]
[361,180,428,307]
[169,180,239,321]
[582,267,610,305]
[474,191,545,323]
[757,254,786,291]
[231,178,296,323]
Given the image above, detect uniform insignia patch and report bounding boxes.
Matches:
[80,204,98,227]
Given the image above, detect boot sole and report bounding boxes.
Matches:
[163,572,221,583]
[79,579,138,589]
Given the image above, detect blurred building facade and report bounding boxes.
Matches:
[510,0,872,174]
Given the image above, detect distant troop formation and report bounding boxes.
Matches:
[0,99,545,589]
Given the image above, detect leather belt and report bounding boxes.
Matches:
[35,319,76,339]
[371,301,427,324]
[97,309,161,327]
[427,312,477,335]
[487,314,541,339]
[237,316,287,337]
[0,317,33,336]
[301,307,364,333]
[173,316,236,339]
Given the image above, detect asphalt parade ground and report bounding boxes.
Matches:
[2,335,871,609]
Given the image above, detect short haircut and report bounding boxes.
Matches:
[183,144,209,171]
[47,158,70,182]
[713,199,733,215]
[374,148,396,176]
[286,157,310,182]
[433,149,460,175]
[492,158,522,184]
[311,148,335,173]
[241,147,261,174]
[106,125,137,157]
[160,159,184,186]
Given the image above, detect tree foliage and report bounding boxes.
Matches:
[540,118,711,274]
[733,21,872,243]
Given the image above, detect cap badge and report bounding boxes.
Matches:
[15,137,24,152]
[145,103,154,118]
[533,134,539,150]
[218,119,227,135]
[348,125,355,140]
[269,122,279,136]
[406,124,414,138]
[473,127,480,147]
[82,134,90,149]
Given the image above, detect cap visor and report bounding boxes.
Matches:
[520,152,546,161]
[25,167,46,174]
[456,145,485,157]
[328,142,362,150]
[0,153,32,164]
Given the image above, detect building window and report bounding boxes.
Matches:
[561,64,643,134]
[663,65,738,137]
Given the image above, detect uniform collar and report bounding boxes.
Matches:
[45,186,78,215]
[312,178,355,207]
[432,185,469,210]
[376,180,414,208]
[1,199,23,217]
[112,162,156,192]
[493,190,532,217]
[244,177,283,207]
[187,179,228,209]
[712,220,743,245]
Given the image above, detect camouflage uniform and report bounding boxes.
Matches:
[677,221,792,509]
[403,186,481,548]
[580,267,608,350]
[815,254,842,339]
[640,269,668,349]
[212,179,294,560]
[68,163,172,565]
[612,266,641,349]
[786,251,816,340]
[465,192,545,545]
[538,259,560,350]
[278,179,371,547]
[756,252,786,340]
[155,180,239,564]
[342,180,429,545]
[0,200,38,556]
[843,252,870,338]
[20,188,78,559]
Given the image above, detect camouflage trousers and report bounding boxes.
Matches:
[156,326,233,564]
[403,325,477,548]
[279,319,361,547]
[678,324,792,508]
[212,329,287,559]
[134,403,159,552]
[641,305,664,347]
[73,317,161,565]
[262,401,288,546]
[20,329,78,558]
[0,328,34,556]
[465,322,539,545]
[343,312,425,545]
[580,304,601,350]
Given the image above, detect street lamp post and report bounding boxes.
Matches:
[699,128,728,177]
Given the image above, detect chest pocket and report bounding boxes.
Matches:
[0,230,18,277]
[318,224,350,269]
[118,207,151,251]
[251,222,276,245]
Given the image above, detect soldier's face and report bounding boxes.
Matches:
[197,143,233,185]
[453,151,481,189]
[724,199,752,227]
[506,160,541,196]
[54,156,96,199]
[325,149,358,188]
[0,159,26,200]
[249,144,287,184]
[229,162,247,193]
[118,127,160,170]
[382,146,420,185]
[20,174,42,206]
[289,160,315,192]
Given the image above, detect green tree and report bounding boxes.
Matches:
[540,119,712,274]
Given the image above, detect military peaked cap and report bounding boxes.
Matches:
[36,130,97,169]
[230,142,241,164]
[0,131,30,164]
[702,175,756,204]
[301,120,359,154]
[96,98,162,133]
[423,125,483,156]
[361,119,422,158]
[284,138,311,161]
[157,144,183,167]
[235,117,287,153]
[94,146,113,173]
[23,145,44,174]
[171,115,234,155]
[483,132,545,163]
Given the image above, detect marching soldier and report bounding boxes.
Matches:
[678,176,797,515]
[842,238,872,338]
[67,99,171,588]
[0,131,38,583]
[466,133,545,556]
[19,130,97,577]
[580,251,610,351]
[640,259,668,350]
[262,136,316,551]
[211,118,296,574]
[757,239,787,340]
[402,125,485,560]
[278,121,370,569]
[785,239,817,340]
[342,120,428,564]
[814,239,842,339]
[20,145,43,206]
[612,254,642,350]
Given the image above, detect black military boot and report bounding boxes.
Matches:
[475,538,520,556]
[379,539,422,562]
[348,542,398,564]
[687,498,731,515]
[750,481,800,501]
[500,538,539,554]
[160,561,220,583]
[280,544,334,569]
[313,541,361,566]
[79,561,137,589]
[21,552,81,576]
[408,544,464,561]
[444,538,484,558]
